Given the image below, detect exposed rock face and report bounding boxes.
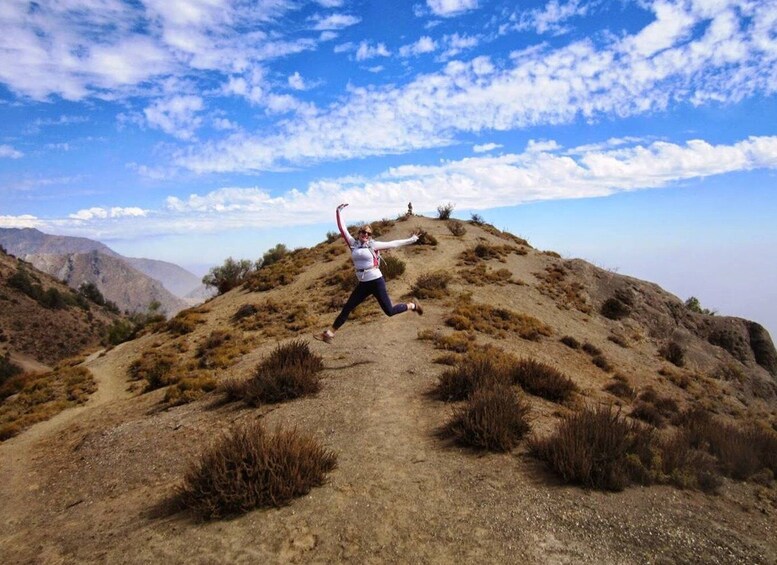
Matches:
[26,251,189,317]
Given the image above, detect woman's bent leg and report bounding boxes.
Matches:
[372,277,408,317]
[333,283,370,329]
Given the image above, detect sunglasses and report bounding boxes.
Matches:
[359,230,372,236]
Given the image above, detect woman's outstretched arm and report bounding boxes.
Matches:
[372,232,420,250]
[336,203,355,247]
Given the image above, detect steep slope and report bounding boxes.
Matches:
[0,215,775,564]
[27,251,189,316]
[0,249,119,366]
[0,228,203,304]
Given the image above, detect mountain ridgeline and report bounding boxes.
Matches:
[0,228,206,317]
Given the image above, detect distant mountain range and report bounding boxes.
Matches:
[0,228,211,316]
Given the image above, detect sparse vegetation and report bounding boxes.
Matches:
[0,365,96,441]
[509,358,578,403]
[418,329,474,353]
[446,220,466,236]
[470,213,485,225]
[178,420,337,519]
[560,335,581,349]
[604,374,636,400]
[446,300,552,341]
[260,243,288,267]
[534,264,591,313]
[660,341,685,367]
[380,255,406,281]
[459,242,520,265]
[227,340,324,406]
[128,349,179,391]
[630,389,679,428]
[458,263,515,286]
[430,349,509,401]
[685,296,716,315]
[440,384,531,451]
[601,297,630,320]
[436,202,455,220]
[411,271,451,299]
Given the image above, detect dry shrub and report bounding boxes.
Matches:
[458,263,515,286]
[591,354,614,372]
[411,271,451,299]
[660,341,685,367]
[380,255,406,281]
[530,405,654,491]
[196,330,253,370]
[608,334,629,348]
[437,202,455,219]
[418,329,474,353]
[166,311,205,335]
[447,220,466,236]
[458,243,517,265]
[440,384,531,451]
[681,410,777,480]
[165,375,218,406]
[601,297,631,320]
[560,335,581,349]
[656,432,722,491]
[238,299,317,336]
[430,349,509,401]
[509,358,578,403]
[178,420,336,519]
[244,248,317,292]
[232,304,258,321]
[582,342,601,356]
[0,365,95,441]
[128,349,179,391]
[242,340,323,406]
[630,389,679,428]
[534,264,591,313]
[604,374,636,400]
[446,301,552,341]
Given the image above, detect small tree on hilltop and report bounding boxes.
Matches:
[261,243,288,267]
[203,257,255,295]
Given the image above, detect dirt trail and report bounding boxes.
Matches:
[0,345,134,556]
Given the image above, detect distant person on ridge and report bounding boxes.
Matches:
[315,203,423,344]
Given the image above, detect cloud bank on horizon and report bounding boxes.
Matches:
[1,0,776,242]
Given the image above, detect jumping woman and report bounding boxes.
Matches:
[316,203,423,344]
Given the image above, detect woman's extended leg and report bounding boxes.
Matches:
[333,282,372,329]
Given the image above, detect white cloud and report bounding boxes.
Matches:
[473,143,502,153]
[514,0,590,36]
[174,1,777,174]
[426,0,479,18]
[144,95,204,140]
[0,144,23,159]
[27,135,777,239]
[310,13,361,31]
[288,72,306,90]
[399,36,437,58]
[439,33,480,59]
[69,207,148,221]
[0,215,40,228]
[356,41,391,61]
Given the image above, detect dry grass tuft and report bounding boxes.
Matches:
[166,310,206,336]
[178,420,337,519]
[529,405,654,491]
[440,384,531,451]
[660,341,685,367]
[604,374,636,400]
[0,365,96,441]
[509,358,578,403]
[630,389,679,428]
[535,264,591,313]
[458,242,521,265]
[446,220,467,236]
[429,349,510,401]
[128,349,179,391]
[411,271,452,299]
[232,340,324,406]
[446,300,552,341]
[418,329,475,353]
[458,263,517,286]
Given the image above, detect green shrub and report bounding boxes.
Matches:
[261,244,288,267]
[203,257,256,295]
[440,384,531,451]
[178,421,337,519]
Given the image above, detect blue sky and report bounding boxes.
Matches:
[1,0,776,337]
